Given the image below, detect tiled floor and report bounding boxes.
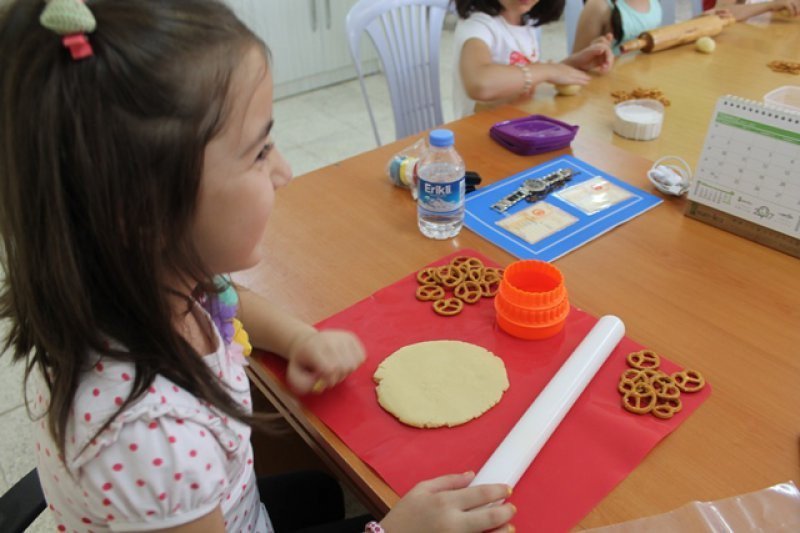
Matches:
[274,14,570,178]
[3,4,696,529]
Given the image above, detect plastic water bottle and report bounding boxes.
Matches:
[417,129,465,239]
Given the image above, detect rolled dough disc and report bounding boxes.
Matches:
[373,340,509,428]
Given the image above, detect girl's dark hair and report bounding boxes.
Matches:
[0,0,267,456]
[455,0,566,27]
[609,0,624,45]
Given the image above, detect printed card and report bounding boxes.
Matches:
[496,201,578,244]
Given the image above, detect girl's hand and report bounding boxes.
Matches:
[286,329,365,394]
[380,472,516,532]
[545,62,591,86]
[568,39,614,74]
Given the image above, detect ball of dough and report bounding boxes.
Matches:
[555,84,581,96]
[695,37,716,54]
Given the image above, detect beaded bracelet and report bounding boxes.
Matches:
[515,63,534,95]
[365,521,385,533]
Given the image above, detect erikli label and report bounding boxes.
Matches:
[418,176,465,214]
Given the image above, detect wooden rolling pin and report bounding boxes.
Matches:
[621,13,736,54]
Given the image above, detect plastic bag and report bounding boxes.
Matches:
[386,137,426,198]
[585,481,800,532]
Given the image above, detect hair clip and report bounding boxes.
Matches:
[40,0,97,60]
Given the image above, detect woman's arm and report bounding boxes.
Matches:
[710,0,799,20]
[459,38,589,103]
[573,0,614,52]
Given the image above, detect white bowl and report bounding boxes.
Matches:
[613,99,664,141]
[764,85,800,112]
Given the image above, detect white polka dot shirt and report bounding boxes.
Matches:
[30,329,272,532]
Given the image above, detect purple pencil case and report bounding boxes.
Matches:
[489,114,579,155]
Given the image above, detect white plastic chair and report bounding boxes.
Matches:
[661,0,677,25]
[346,0,450,146]
[564,0,583,54]
[564,0,695,53]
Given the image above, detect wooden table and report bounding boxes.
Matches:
[516,15,800,166]
[240,17,799,531]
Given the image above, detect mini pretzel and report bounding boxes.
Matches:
[432,297,463,316]
[454,281,482,304]
[479,280,499,298]
[465,267,485,282]
[449,256,473,269]
[622,382,656,414]
[650,375,681,400]
[482,267,503,284]
[639,369,665,382]
[620,368,644,382]
[652,398,682,419]
[455,257,484,274]
[618,378,637,395]
[416,267,439,285]
[672,370,705,392]
[436,265,465,288]
[626,350,661,370]
[415,284,445,302]
[767,60,800,75]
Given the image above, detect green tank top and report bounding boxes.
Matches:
[607,0,663,55]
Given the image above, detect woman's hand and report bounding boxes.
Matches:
[773,0,799,16]
[380,472,516,533]
[285,329,365,394]
[567,36,614,74]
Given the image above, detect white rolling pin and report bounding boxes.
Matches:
[471,315,625,488]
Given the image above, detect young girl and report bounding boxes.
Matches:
[0,1,515,532]
[575,0,799,55]
[454,0,615,118]
[573,0,663,55]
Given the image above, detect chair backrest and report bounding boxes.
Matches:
[0,469,46,533]
[661,0,677,25]
[346,0,450,146]
[564,0,583,54]
[564,0,685,53]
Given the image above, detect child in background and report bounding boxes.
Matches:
[573,0,662,55]
[0,1,516,532]
[576,0,799,57]
[454,0,614,118]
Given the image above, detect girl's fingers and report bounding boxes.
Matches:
[486,525,516,533]
[286,365,318,394]
[451,483,512,511]
[462,502,517,532]
[415,471,475,493]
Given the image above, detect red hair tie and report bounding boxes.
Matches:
[40,0,97,61]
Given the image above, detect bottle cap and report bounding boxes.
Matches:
[429,129,454,147]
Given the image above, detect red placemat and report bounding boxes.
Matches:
[256,250,711,532]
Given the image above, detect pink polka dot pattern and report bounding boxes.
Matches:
[32,324,267,531]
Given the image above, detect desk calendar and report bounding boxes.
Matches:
[688,95,800,243]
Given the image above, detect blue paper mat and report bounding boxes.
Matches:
[464,155,662,262]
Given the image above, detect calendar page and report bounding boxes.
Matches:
[689,96,800,238]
